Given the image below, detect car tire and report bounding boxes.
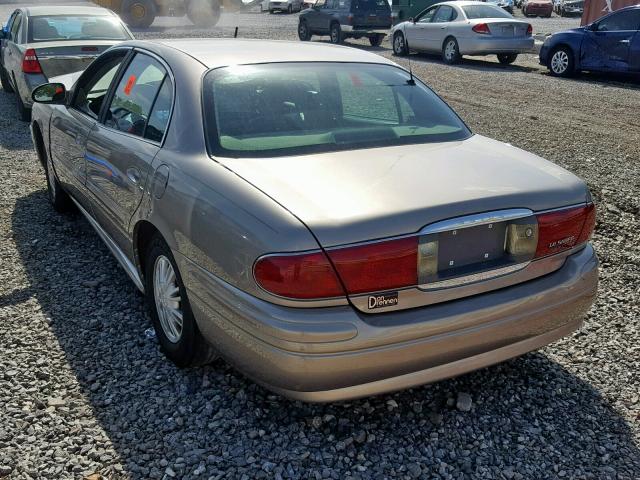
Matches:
[0,67,14,93]
[442,37,461,64]
[548,45,574,77]
[369,34,384,47]
[392,31,409,56]
[122,0,157,28]
[187,0,222,27]
[298,20,311,41]
[145,234,218,368]
[42,145,73,213]
[497,53,518,64]
[330,22,343,44]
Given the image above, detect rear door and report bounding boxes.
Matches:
[307,0,332,32]
[1,11,18,72]
[582,9,640,72]
[423,5,456,50]
[404,5,438,51]
[84,51,173,251]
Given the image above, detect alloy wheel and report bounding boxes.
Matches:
[551,50,569,74]
[445,40,456,61]
[153,255,183,343]
[394,34,405,54]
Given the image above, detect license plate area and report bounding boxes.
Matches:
[418,210,538,288]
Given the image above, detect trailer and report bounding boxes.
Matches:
[93,0,260,28]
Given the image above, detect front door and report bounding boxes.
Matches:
[582,9,640,72]
[423,5,456,51]
[50,48,129,210]
[404,5,438,51]
[85,51,173,252]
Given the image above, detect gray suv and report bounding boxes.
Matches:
[298,0,391,45]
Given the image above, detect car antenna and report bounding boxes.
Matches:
[407,56,415,86]
[234,26,239,38]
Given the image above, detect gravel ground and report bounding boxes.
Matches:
[1,4,639,480]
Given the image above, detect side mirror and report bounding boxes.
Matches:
[32,83,67,104]
[588,22,598,31]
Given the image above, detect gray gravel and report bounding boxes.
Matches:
[1,4,640,480]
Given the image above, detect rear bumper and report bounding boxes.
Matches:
[341,25,390,35]
[179,244,598,402]
[461,36,535,55]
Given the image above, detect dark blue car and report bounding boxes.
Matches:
[539,5,640,77]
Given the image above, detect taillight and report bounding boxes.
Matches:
[22,48,42,74]
[253,251,344,299]
[472,23,491,34]
[327,237,418,295]
[526,23,533,36]
[534,204,595,258]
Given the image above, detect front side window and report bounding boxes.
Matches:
[73,51,128,118]
[105,53,167,138]
[597,10,640,31]
[28,15,130,43]
[462,5,512,18]
[416,6,437,23]
[203,63,470,157]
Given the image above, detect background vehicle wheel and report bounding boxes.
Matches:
[0,68,14,93]
[330,22,343,44]
[548,46,574,77]
[298,20,311,41]
[187,0,221,27]
[122,0,157,28]
[497,53,518,65]
[145,235,218,368]
[369,34,384,47]
[442,37,461,64]
[42,148,73,213]
[392,31,409,56]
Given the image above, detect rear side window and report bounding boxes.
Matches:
[462,4,512,18]
[10,12,22,42]
[354,0,390,11]
[105,53,169,139]
[144,77,173,142]
[73,51,128,118]
[433,5,456,22]
[597,10,640,31]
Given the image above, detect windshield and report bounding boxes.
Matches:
[28,15,131,42]
[462,5,513,18]
[203,63,470,158]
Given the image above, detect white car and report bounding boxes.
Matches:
[268,0,303,13]
[391,1,534,65]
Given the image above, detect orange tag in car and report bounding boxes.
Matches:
[124,75,136,96]
[350,73,363,87]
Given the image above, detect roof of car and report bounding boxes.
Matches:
[23,5,116,17]
[150,38,397,69]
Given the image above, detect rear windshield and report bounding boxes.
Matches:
[28,15,131,43]
[354,0,391,11]
[203,63,470,158]
[462,5,512,18]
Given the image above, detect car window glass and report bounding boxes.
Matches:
[416,6,437,23]
[28,15,130,43]
[144,76,173,142]
[73,52,127,118]
[324,0,336,8]
[10,12,22,41]
[432,5,454,22]
[597,10,640,31]
[4,12,16,36]
[354,0,389,11]
[105,53,166,138]
[204,63,471,157]
[462,4,512,18]
[336,0,350,9]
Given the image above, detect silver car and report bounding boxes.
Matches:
[30,39,597,402]
[391,1,534,65]
[0,5,133,121]
[268,0,304,13]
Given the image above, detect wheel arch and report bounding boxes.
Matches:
[31,120,47,170]
[133,219,164,282]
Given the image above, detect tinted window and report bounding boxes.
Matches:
[433,5,455,22]
[462,5,512,18]
[73,52,127,118]
[10,12,22,41]
[28,15,130,43]
[416,6,438,22]
[203,63,470,157]
[597,10,640,31]
[105,54,166,138]
[144,77,173,142]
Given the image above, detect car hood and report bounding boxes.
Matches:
[217,134,588,247]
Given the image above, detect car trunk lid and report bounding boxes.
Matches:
[485,20,529,37]
[28,41,120,78]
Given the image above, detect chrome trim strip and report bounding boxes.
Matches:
[70,197,145,293]
[420,208,534,235]
[418,261,530,291]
